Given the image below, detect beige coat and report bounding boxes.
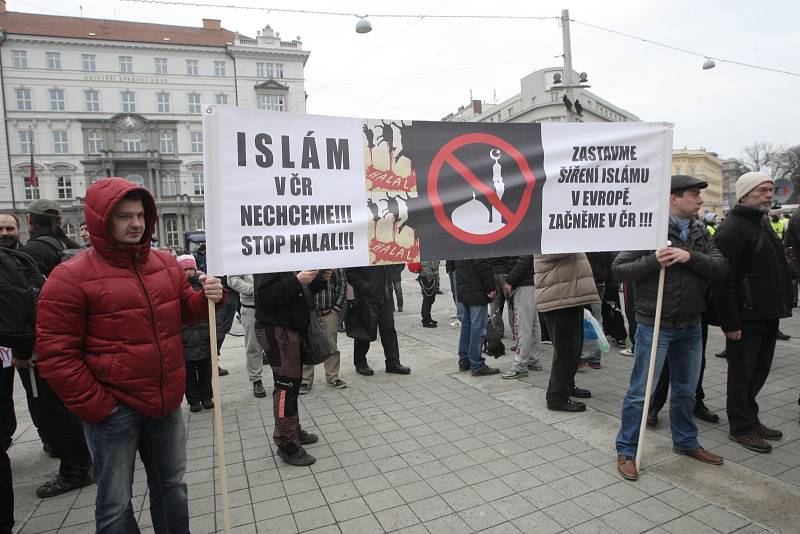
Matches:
[533,253,600,312]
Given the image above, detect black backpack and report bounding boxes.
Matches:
[0,247,46,352]
[32,235,83,263]
[483,321,505,358]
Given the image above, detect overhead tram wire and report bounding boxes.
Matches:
[120,0,800,78]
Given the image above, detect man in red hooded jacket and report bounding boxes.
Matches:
[36,178,224,533]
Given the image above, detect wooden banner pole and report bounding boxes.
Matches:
[207,300,230,533]
[635,265,666,472]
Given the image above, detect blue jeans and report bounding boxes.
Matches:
[84,405,189,534]
[616,323,702,457]
[458,304,487,371]
[448,271,465,322]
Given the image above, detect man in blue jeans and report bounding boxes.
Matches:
[36,179,224,532]
[611,175,728,481]
[455,258,500,376]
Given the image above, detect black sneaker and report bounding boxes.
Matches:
[189,402,202,413]
[571,386,592,399]
[253,380,267,398]
[218,366,229,377]
[277,446,316,466]
[472,366,500,376]
[647,412,658,428]
[547,400,586,412]
[777,330,791,340]
[36,474,93,499]
[201,399,214,410]
[458,361,470,372]
[422,320,437,328]
[299,430,319,445]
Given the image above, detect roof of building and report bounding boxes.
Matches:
[0,10,238,47]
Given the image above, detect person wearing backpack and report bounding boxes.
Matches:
[13,201,93,499]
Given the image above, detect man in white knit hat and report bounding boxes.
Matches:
[713,171,792,454]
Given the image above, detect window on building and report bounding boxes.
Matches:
[186,59,199,76]
[19,130,34,154]
[192,172,204,195]
[258,94,285,111]
[187,94,201,114]
[162,174,177,196]
[12,50,27,68]
[121,134,141,152]
[57,176,73,199]
[551,92,560,102]
[50,89,65,111]
[275,63,284,78]
[214,61,226,77]
[46,52,62,70]
[256,62,266,77]
[122,91,136,113]
[85,89,100,112]
[64,222,77,242]
[215,93,229,105]
[24,174,40,200]
[164,216,179,247]
[87,131,104,154]
[190,132,203,153]
[159,132,174,154]
[689,166,696,176]
[154,58,168,75]
[507,107,514,117]
[53,131,69,154]
[82,54,96,72]
[119,56,133,73]
[194,216,205,230]
[157,93,171,113]
[15,88,32,110]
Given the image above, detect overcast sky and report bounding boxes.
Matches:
[9,0,800,159]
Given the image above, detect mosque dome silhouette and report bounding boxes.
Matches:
[451,192,504,235]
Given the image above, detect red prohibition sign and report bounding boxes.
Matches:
[428,132,537,245]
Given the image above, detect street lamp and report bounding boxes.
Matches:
[702,58,716,70]
[355,17,372,34]
[549,10,590,122]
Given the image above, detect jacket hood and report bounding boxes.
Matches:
[84,178,157,265]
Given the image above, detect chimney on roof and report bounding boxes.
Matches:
[202,18,221,30]
[0,0,6,14]
[472,99,482,114]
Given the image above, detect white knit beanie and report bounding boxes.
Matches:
[736,171,773,201]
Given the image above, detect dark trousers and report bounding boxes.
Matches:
[184,358,212,404]
[391,280,403,311]
[354,300,400,368]
[16,367,91,482]
[623,282,638,347]
[216,290,240,353]
[1,366,16,534]
[651,322,709,414]
[256,325,303,450]
[543,307,584,403]
[419,276,436,322]
[726,319,778,436]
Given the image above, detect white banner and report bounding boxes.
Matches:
[203,106,673,275]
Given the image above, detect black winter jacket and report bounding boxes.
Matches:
[490,256,514,275]
[345,265,392,304]
[712,204,792,332]
[612,219,727,328]
[254,272,327,334]
[181,276,212,361]
[21,228,71,276]
[456,259,495,305]
[505,255,534,288]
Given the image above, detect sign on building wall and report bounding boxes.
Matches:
[203,105,673,275]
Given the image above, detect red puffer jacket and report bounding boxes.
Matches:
[36,178,211,423]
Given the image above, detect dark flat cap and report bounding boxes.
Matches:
[671,175,708,193]
[27,199,62,216]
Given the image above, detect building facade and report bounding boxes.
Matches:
[443,68,640,124]
[671,148,724,216]
[0,2,309,246]
[721,158,750,212]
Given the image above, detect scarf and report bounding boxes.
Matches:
[669,215,691,243]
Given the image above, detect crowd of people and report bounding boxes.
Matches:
[1,170,798,531]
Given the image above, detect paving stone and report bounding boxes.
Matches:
[320,481,360,504]
[423,513,472,533]
[364,488,405,513]
[293,505,336,532]
[689,504,750,533]
[395,480,437,503]
[408,495,453,522]
[511,510,564,534]
[440,486,485,512]
[375,504,420,532]
[600,507,655,534]
[330,496,371,522]
[252,497,291,521]
[288,489,327,513]
[354,474,391,495]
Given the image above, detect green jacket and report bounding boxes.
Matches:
[420,261,440,279]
